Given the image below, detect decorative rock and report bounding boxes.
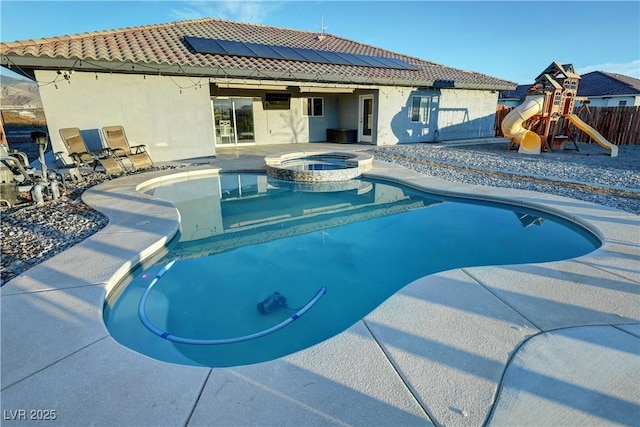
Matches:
[0,164,198,285]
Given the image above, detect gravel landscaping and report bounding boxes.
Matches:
[0,165,194,285]
[368,140,640,214]
[1,140,638,285]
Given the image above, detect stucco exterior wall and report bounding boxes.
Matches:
[308,95,340,142]
[436,89,498,141]
[377,87,437,145]
[38,70,501,159]
[577,96,640,107]
[37,70,216,163]
[260,97,306,144]
[375,87,498,145]
[219,93,342,145]
[337,94,359,129]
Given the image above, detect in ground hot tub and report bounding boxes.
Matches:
[265,151,373,182]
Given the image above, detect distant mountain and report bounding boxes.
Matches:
[0,75,43,108]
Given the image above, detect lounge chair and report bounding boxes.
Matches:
[59,128,124,177]
[102,126,153,170]
[0,144,35,190]
[0,144,35,183]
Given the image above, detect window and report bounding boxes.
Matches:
[303,97,324,117]
[264,93,291,110]
[619,100,627,106]
[410,96,430,123]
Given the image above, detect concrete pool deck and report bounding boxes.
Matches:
[1,143,638,426]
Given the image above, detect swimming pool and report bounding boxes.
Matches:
[265,151,373,182]
[104,172,599,367]
[283,154,350,170]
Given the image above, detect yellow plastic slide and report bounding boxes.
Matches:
[565,114,618,157]
[501,94,545,154]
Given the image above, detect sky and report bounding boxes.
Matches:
[1,0,639,84]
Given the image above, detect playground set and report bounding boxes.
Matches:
[501,62,618,157]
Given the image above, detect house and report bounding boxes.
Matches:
[497,84,531,107]
[500,71,640,109]
[575,71,640,107]
[0,18,515,162]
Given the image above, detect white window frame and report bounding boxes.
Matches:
[302,97,324,117]
[410,96,430,123]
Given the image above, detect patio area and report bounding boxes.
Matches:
[1,143,639,426]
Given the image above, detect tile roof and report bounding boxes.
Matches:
[0,18,515,90]
[500,70,640,102]
[577,71,640,97]
[498,84,532,100]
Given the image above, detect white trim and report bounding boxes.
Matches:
[301,97,324,117]
[359,94,374,143]
[299,87,355,93]
[212,97,256,146]
[217,83,288,90]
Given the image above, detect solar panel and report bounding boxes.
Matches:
[244,42,284,60]
[291,47,329,63]
[353,54,390,68]
[373,56,408,69]
[184,36,418,70]
[184,36,227,55]
[385,57,419,70]
[333,52,370,67]
[216,39,255,57]
[270,45,308,62]
[311,50,351,65]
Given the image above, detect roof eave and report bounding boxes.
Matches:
[1,55,516,91]
[582,93,640,98]
[1,54,181,76]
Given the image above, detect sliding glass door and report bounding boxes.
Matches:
[212,97,255,145]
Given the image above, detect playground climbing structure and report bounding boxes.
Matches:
[501,62,618,157]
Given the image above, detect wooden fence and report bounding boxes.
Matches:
[495,105,640,145]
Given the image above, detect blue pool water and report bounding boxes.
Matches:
[104,172,599,367]
[281,154,350,171]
